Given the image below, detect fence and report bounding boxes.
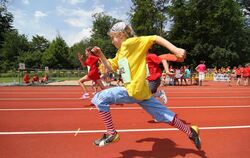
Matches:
[0,69,88,83]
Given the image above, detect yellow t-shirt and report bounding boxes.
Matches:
[109,35,157,100]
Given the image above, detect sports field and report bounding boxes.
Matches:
[0,81,249,158]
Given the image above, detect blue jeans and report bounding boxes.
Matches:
[91,87,175,123]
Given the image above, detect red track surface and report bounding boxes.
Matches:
[0,81,250,158]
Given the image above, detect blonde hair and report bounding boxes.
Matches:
[123,25,135,38]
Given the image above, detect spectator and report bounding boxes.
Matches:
[184,65,191,85]
[32,74,39,84]
[195,60,206,86]
[242,64,250,86]
[40,74,49,83]
[236,65,243,86]
[23,72,30,84]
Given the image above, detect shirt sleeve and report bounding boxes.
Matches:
[153,54,162,65]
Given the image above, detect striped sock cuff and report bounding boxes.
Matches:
[99,111,116,135]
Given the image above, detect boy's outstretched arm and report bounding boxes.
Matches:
[91,46,113,72]
[155,36,186,59]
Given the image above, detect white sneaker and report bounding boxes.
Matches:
[159,90,167,103]
[80,93,90,99]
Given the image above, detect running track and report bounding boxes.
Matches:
[0,81,249,158]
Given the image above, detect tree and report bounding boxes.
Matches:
[130,0,170,36]
[42,36,70,69]
[0,30,30,71]
[16,35,49,70]
[30,35,50,52]
[168,0,248,67]
[18,50,43,69]
[89,12,119,58]
[0,0,13,47]
[68,39,90,68]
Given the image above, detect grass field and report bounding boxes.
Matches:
[0,77,79,84]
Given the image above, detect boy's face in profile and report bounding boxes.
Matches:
[109,32,125,49]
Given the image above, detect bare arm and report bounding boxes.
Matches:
[155,36,186,59]
[162,59,175,76]
[77,53,86,67]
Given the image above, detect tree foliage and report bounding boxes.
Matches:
[0,0,13,47]
[0,30,29,71]
[30,35,49,52]
[17,35,49,69]
[168,0,249,67]
[42,36,70,69]
[0,0,249,72]
[130,0,172,54]
[130,0,170,36]
[89,12,119,58]
[68,39,90,68]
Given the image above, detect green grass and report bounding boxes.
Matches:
[0,77,19,83]
[0,77,80,83]
[0,69,88,84]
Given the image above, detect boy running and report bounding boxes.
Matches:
[90,22,201,150]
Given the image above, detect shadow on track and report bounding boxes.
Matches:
[117,137,208,158]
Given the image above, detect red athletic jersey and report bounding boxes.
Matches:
[146,53,162,81]
[248,66,250,77]
[242,67,249,77]
[23,74,30,83]
[83,55,100,80]
[235,68,242,76]
[32,75,39,82]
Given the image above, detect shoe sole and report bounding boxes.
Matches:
[191,125,201,150]
[93,134,120,147]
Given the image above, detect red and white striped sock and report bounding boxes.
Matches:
[99,111,116,135]
[169,116,192,137]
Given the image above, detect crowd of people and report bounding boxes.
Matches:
[87,59,247,88]
[212,64,250,86]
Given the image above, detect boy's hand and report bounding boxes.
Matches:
[175,48,187,59]
[91,46,102,56]
[77,53,83,60]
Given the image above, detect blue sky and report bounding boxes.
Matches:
[8,0,132,46]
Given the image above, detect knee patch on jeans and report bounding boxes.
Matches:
[91,92,110,112]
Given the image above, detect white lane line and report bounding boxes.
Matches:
[0,125,250,135]
[0,96,250,101]
[74,128,81,136]
[1,105,250,111]
[0,91,249,94]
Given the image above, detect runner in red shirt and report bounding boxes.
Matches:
[247,64,250,86]
[78,47,105,99]
[146,52,174,104]
[242,64,249,86]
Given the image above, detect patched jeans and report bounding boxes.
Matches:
[91,86,175,123]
